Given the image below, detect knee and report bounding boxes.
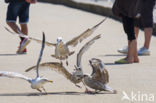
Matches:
[127,33,136,41]
[6,22,11,26]
[6,22,15,27]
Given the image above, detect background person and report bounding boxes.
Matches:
[6,0,37,54]
[118,0,156,56]
[112,0,141,64]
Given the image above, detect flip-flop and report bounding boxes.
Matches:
[115,58,131,64]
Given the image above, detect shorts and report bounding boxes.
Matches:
[134,0,155,28]
[121,15,136,41]
[6,1,30,24]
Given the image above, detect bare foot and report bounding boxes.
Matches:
[134,58,139,63]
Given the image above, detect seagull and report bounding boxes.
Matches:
[82,58,117,94]
[0,33,53,94]
[5,18,107,65]
[25,34,101,88]
[73,35,116,94]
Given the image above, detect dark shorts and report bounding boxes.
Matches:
[6,1,30,24]
[134,0,155,28]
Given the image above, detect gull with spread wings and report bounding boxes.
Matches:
[5,18,107,65]
[75,34,116,94]
[25,34,101,89]
[0,33,53,94]
[82,58,117,94]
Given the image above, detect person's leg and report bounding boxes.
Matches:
[16,2,30,53]
[117,26,139,54]
[144,28,152,49]
[115,15,139,64]
[128,40,139,63]
[134,26,139,39]
[7,22,21,33]
[125,19,139,63]
[6,2,25,41]
[137,0,155,55]
[20,23,28,35]
[16,23,30,53]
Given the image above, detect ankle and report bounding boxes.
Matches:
[126,57,134,63]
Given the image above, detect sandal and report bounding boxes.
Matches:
[115,58,132,64]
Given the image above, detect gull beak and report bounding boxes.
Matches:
[48,80,53,83]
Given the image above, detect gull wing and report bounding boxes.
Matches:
[36,32,45,77]
[66,18,106,47]
[0,71,31,82]
[91,61,109,84]
[5,27,56,47]
[25,62,75,82]
[77,34,101,69]
[102,68,109,83]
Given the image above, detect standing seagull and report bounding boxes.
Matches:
[0,33,53,94]
[25,34,101,88]
[5,18,107,65]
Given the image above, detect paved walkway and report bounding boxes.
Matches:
[0,1,156,103]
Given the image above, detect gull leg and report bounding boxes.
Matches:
[85,88,93,94]
[75,84,82,88]
[65,56,68,66]
[69,51,75,56]
[42,87,48,95]
[60,60,63,66]
[37,88,42,93]
[82,80,93,94]
[66,59,68,66]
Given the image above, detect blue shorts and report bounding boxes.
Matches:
[6,1,30,24]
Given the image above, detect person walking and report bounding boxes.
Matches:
[6,0,37,54]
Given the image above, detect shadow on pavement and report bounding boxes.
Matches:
[99,54,126,57]
[0,91,115,96]
[0,53,25,56]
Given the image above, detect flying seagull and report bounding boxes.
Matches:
[25,34,101,88]
[0,33,53,94]
[5,18,107,65]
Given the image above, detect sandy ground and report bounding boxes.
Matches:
[0,1,156,103]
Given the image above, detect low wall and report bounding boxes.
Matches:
[38,0,156,36]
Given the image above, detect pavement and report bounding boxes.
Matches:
[0,1,156,103]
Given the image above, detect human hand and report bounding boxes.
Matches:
[25,0,37,4]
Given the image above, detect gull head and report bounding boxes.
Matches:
[89,58,105,69]
[57,37,63,43]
